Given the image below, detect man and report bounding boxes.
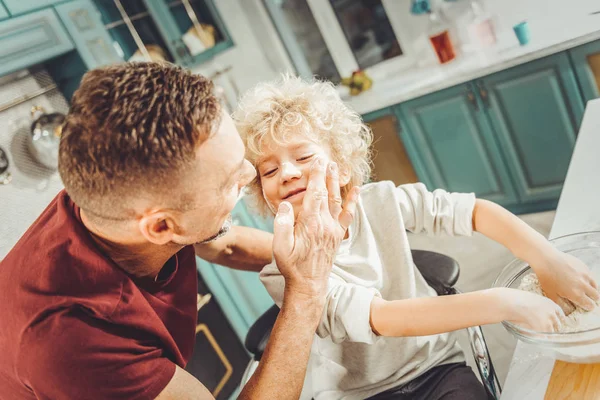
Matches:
[0,62,357,399]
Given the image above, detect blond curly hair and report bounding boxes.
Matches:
[233,74,373,216]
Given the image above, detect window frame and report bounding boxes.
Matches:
[263,0,416,82]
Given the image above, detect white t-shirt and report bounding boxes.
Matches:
[260,181,476,400]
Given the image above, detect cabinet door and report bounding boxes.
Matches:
[396,83,518,206]
[480,52,583,204]
[196,197,274,343]
[363,109,419,186]
[0,3,9,20]
[3,0,61,15]
[0,8,74,77]
[143,0,233,67]
[55,0,122,69]
[187,273,250,400]
[92,0,179,64]
[569,39,600,104]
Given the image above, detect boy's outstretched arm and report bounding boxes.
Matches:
[472,199,599,311]
[370,288,564,336]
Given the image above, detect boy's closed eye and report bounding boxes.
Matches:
[260,154,315,178]
[297,154,314,162]
[262,167,277,178]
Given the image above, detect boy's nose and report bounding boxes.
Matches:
[281,162,301,181]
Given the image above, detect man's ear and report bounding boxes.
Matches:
[139,211,177,245]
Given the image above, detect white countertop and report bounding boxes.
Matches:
[343,13,600,115]
[500,98,600,399]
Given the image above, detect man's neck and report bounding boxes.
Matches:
[80,209,182,279]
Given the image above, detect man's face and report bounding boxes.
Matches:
[170,113,256,245]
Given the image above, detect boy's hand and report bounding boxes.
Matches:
[503,288,565,332]
[533,250,599,311]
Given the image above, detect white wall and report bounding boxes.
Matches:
[482,0,600,28]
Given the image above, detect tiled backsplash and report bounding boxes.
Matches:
[0,69,68,259]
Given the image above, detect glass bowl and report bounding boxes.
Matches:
[492,231,600,363]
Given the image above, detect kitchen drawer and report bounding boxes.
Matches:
[3,0,63,16]
[0,3,9,20]
[0,8,74,77]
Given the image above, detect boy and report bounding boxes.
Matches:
[233,75,598,400]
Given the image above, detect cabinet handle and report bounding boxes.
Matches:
[466,87,479,111]
[477,81,490,108]
[177,46,188,58]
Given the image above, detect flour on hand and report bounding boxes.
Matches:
[518,272,600,333]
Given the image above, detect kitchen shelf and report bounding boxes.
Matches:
[104,11,150,29]
[103,1,209,30]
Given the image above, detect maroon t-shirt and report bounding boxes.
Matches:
[0,191,198,400]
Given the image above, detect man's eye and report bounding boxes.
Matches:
[263,168,277,177]
[298,154,314,162]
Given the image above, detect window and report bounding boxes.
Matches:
[264,0,341,83]
[330,0,402,70]
[264,0,413,82]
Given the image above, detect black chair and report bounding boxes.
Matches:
[242,250,501,400]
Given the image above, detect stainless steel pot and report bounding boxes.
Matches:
[28,106,64,170]
[0,146,10,185]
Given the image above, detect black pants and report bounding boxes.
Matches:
[367,363,487,400]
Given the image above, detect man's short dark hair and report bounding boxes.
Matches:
[58,62,221,219]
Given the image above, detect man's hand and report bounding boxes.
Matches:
[533,249,599,312]
[272,158,359,299]
[239,159,359,400]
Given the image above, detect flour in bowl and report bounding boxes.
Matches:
[518,272,600,333]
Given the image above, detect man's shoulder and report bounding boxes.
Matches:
[0,190,129,337]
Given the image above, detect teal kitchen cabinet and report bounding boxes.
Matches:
[479,52,583,205]
[0,8,74,77]
[142,0,234,66]
[395,82,519,207]
[3,0,62,16]
[91,0,232,68]
[569,39,600,104]
[196,197,274,343]
[362,108,421,187]
[0,3,9,20]
[55,0,122,69]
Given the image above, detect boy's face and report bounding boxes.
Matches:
[257,137,348,217]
